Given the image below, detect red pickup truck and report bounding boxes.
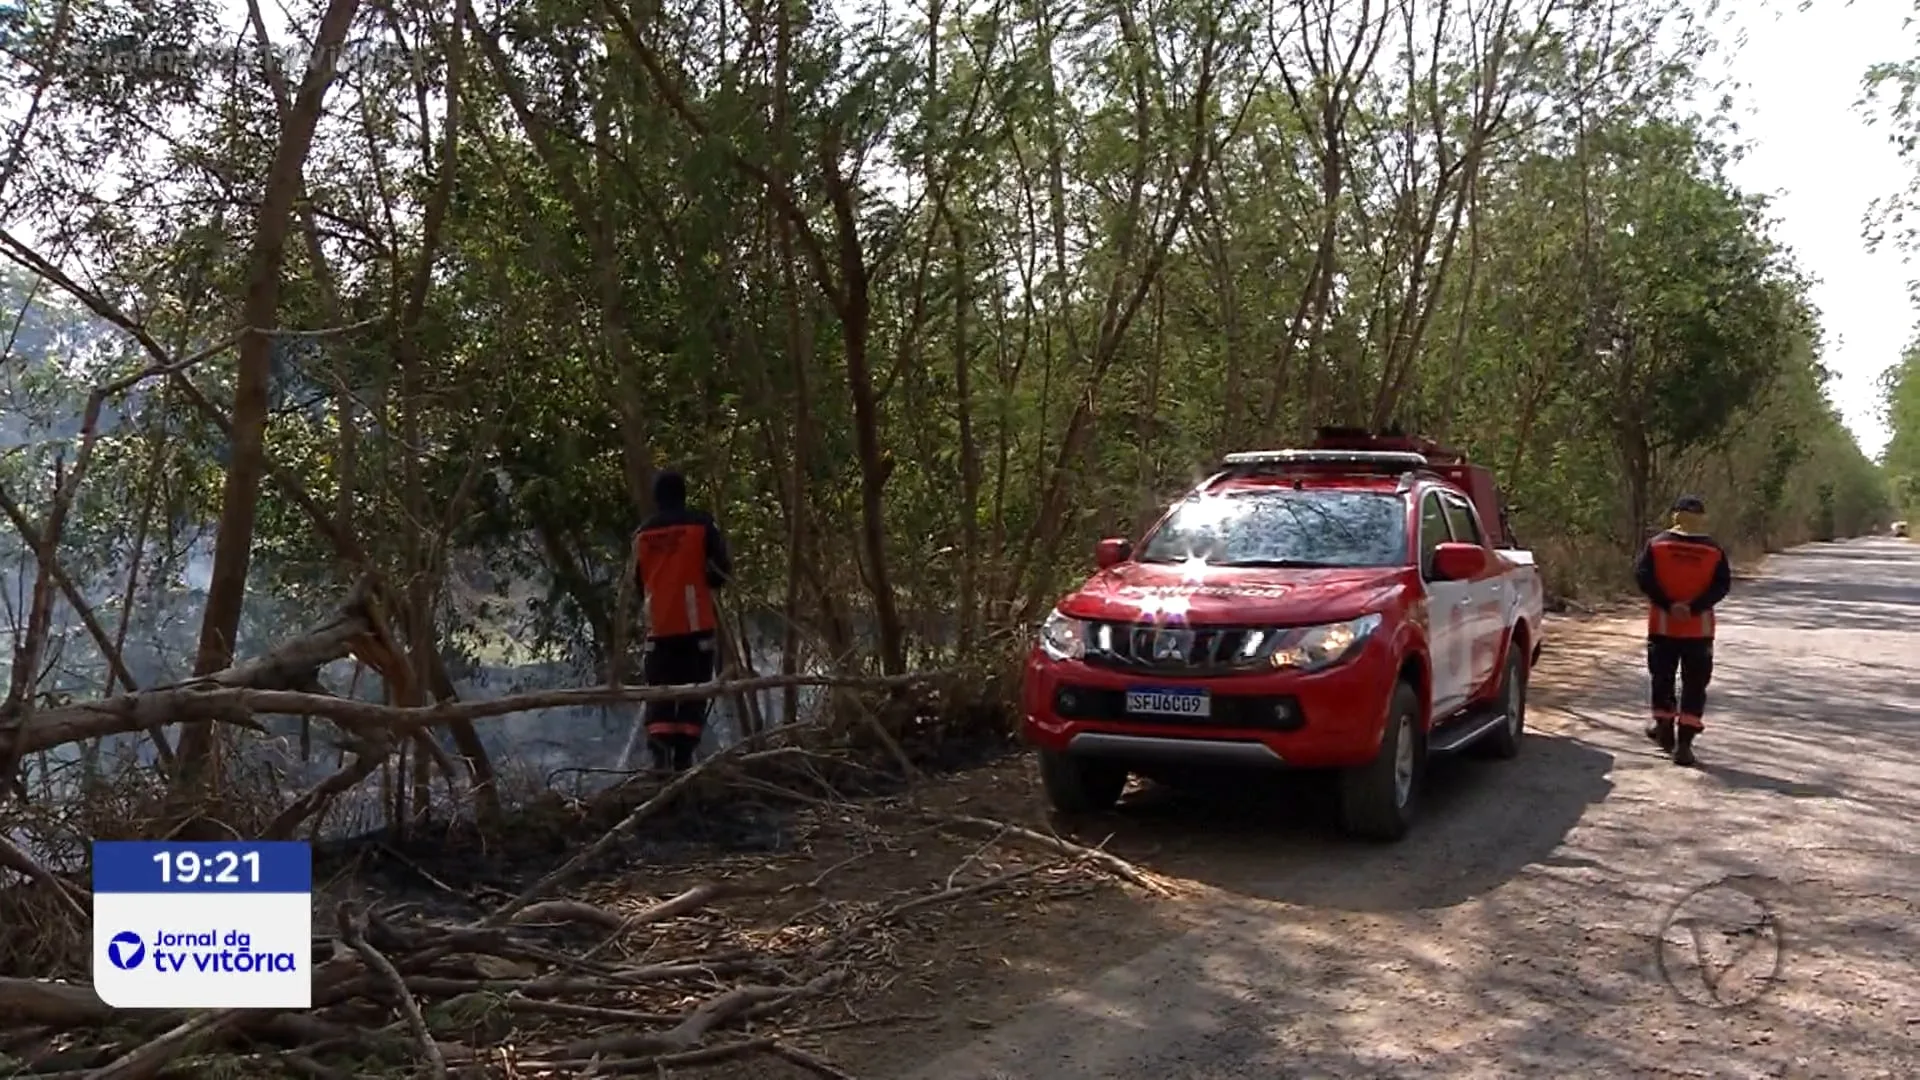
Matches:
[1021,430,1546,841]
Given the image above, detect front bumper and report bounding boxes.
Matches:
[1019,635,1401,770]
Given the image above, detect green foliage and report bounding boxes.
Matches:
[0,0,1896,679]
[1881,341,1920,520]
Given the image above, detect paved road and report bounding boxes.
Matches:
[900,538,1920,1079]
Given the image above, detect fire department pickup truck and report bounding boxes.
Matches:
[1021,430,1545,841]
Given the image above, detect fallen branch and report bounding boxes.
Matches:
[475,760,726,928]
[336,903,447,1080]
[577,881,737,961]
[0,977,111,1026]
[0,579,377,761]
[480,997,679,1025]
[85,1008,243,1080]
[475,742,890,929]
[915,811,1173,896]
[511,1036,779,1075]
[558,969,847,1059]
[508,899,626,931]
[767,1041,861,1080]
[627,880,732,926]
[373,957,774,1000]
[811,858,1071,962]
[264,744,390,840]
[9,671,942,760]
[0,832,88,923]
[496,1022,887,1076]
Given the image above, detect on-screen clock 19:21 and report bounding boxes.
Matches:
[153,849,261,885]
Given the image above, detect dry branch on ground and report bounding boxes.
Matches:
[0,565,1019,1079]
[0,753,1150,1079]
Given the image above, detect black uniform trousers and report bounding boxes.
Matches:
[1647,634,1714,730]
[644,632,716,771]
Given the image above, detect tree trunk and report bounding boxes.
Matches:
[949,209,980,657]
[820,140,908,675]
[177,0,366,786]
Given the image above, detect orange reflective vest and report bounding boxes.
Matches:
[634,512,728,639]
[1634,529,1730,639]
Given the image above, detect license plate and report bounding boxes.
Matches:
[1125,687,1211,718]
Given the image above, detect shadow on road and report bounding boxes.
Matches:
[1695,759,1846,799]
[919,843,1920,1080]
[1041,732,1614,912]
[897,540,1920,1080]
[1530,642,1917,819]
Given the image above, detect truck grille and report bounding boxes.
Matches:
[1081,621,1266,674]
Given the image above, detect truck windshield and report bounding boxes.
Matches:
[1136,490,1408,568]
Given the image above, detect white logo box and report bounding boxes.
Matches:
[92,841,313,1009]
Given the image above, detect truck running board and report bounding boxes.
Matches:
[1427,707,1512,754]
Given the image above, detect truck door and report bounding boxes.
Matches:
[1418,490,1472,719]
[1439,490,1503,697]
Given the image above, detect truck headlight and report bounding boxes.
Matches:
[1270,613,1382,672]
[1038,608,1088,661]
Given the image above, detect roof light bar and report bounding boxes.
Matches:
[1221,449,1430,470]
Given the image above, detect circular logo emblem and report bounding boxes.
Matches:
[1655,876,1784,1008]
[106,931,146,970]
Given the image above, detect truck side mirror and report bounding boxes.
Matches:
[1431,542,1489,581]
[1095,537,1133,569]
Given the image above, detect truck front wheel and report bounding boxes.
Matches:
[1339,681,1424,841]
[1038,750,1129,814]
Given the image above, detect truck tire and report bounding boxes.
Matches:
[1339,681,1423,842]
[1476,639,1527,760]
[1038,750,1128,814]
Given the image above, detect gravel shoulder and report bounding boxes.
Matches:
[801,538,1920,1080]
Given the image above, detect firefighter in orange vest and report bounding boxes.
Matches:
[632,470,732,773]
[1633,494,1731,767]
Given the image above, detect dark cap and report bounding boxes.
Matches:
[652,469,687,509]
[1671,494,1706,514]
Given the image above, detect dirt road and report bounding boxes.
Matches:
[899,538,1920,1079]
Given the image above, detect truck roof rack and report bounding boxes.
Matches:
[1219,449,1431,476]
[1310,426,1467,465]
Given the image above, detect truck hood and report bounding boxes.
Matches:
[1059,561,1410,626]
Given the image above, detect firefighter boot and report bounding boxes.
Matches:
[1672,725,1698,767]
[1645,718,1675,753]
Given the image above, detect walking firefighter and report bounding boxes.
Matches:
[1633,494,1732,767]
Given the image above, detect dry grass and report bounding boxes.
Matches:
[1526,533,1634,607]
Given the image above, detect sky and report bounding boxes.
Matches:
[1706,0,1915,461]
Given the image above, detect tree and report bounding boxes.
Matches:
[1879,341,1920,519]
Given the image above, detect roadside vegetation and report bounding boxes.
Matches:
[1880,346,1920,526]
[1864,36,1920,531]
[0,0,1906,1074]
